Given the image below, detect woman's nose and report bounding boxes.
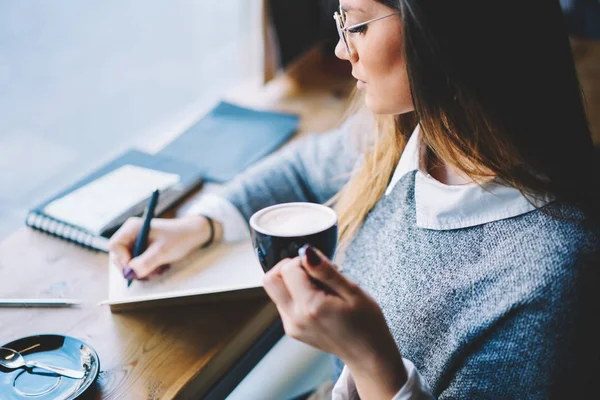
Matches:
[334,39,350,61]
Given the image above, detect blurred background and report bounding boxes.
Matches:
[0,0,262,239]
[0,0,598,241]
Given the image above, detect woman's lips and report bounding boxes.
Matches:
[357,80,366,89]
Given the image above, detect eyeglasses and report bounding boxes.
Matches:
[334,6,400,57]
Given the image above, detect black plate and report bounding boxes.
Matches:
[0,335,100,400]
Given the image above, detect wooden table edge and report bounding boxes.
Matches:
[172,302,279,399]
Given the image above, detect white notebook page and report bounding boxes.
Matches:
[104,240,264,307]
[44,164,180,235]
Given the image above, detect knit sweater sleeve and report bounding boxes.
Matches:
[438,251,597,399]
[216,117,362,222]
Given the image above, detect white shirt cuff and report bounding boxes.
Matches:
[392,358,433,400]
[332,359,433,400]
[331,366,359,400]
[182,193,250,243]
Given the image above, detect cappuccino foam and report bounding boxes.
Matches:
[255,204,336,236]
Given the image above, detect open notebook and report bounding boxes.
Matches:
[102,240,265,311]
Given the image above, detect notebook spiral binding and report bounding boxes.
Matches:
[25,211,109,252]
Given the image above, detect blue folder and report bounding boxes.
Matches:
[157,101,300,182]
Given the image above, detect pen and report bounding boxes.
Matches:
[0,299,81,307]
[126,189,160,288]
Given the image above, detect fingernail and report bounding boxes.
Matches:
[303,245,322,267]
[123,267,137,280]
[298,244,308,259]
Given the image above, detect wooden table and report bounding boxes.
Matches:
[0,46,353,399]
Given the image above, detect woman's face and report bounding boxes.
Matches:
[335,0,413,115]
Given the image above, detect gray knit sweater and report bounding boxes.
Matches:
[219,123,600,398]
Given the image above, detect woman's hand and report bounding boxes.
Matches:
[107,215,219,280]
[263,245,408,399]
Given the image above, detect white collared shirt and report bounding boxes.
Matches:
[386,125,551,230]
[184,124,552,399]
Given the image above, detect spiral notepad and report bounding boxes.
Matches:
[25,150,203,252]
[25,212,111,251]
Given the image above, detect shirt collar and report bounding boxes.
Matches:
[385,125,552,230]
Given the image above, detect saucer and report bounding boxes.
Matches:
[0,335,100,400]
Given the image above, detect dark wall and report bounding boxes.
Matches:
[268,0,600,70]
[562,0,600,39]
[268,0,339,67]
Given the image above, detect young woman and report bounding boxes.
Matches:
[109,0,599,398]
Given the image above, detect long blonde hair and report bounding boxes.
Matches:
[330,93,417,246]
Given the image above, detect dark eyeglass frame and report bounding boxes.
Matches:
[333,6,400,57]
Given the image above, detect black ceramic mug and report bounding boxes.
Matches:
[249,202,338,272]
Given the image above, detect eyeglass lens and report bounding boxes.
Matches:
[334,7,351,56]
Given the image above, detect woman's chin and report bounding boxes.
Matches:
[364,94,394,115]
[365,93,415,115]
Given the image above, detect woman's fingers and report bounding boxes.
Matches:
[107,217,142,268]
[299,245,356,298]
[279,257,316,304]
[147,264,172,278]
[127,243,170,279]
[266,259,323,341]
[263,259,293,313]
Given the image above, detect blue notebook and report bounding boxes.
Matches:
[157,101,300,182]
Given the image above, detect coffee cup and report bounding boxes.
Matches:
[249,202,338,272]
